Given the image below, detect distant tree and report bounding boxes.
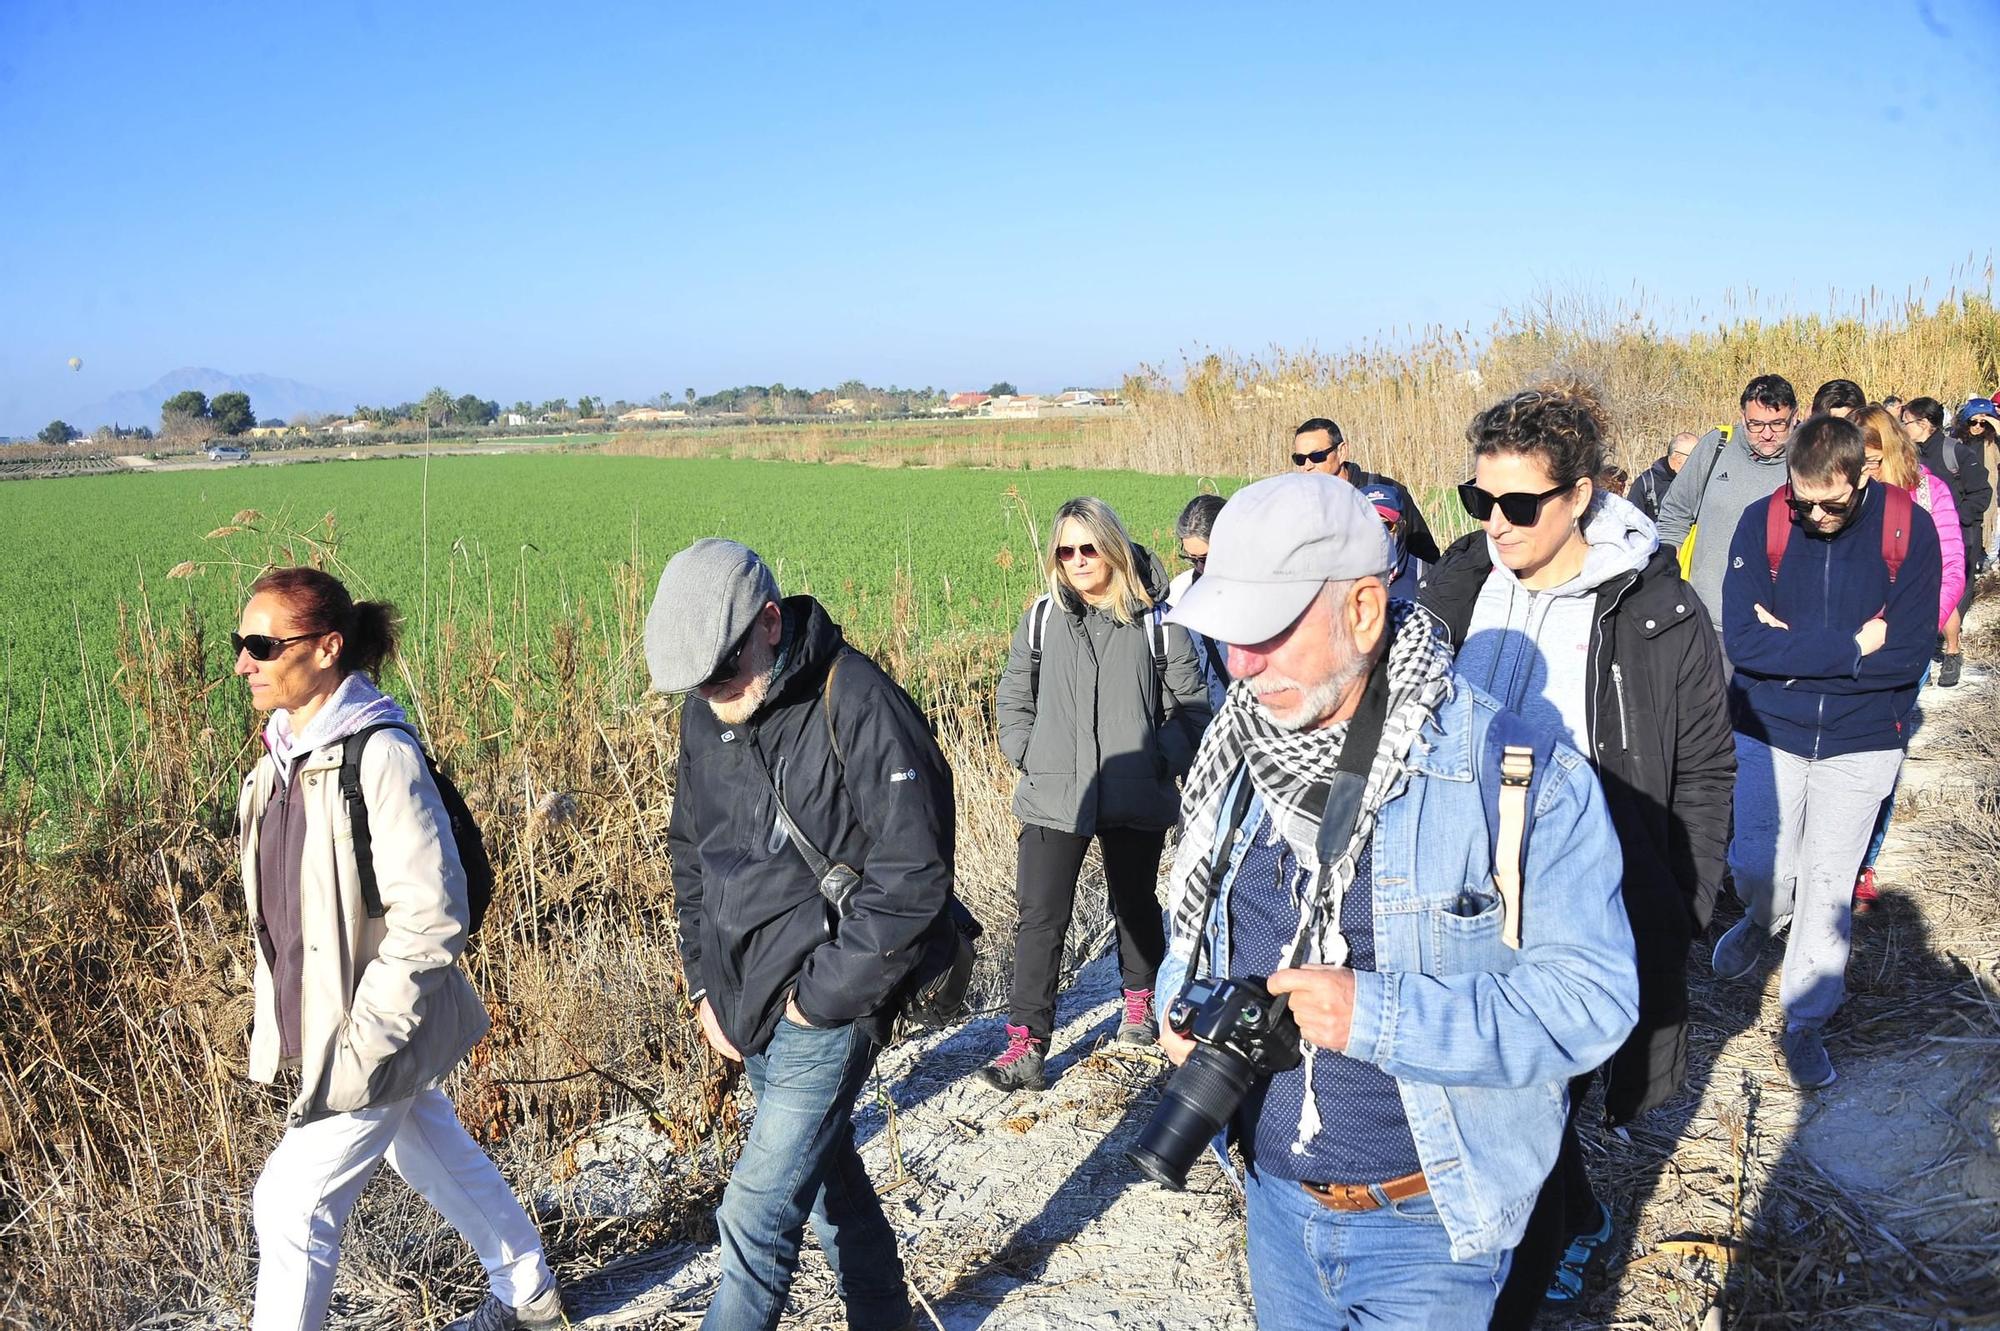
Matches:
[39,420,76,445]
[987,381,1017,397]
[577,395,597,418]
[210,391,255,435]
[453,393,496,426]
[419,386,453,428]
[162,390,210,423]
[258,416,284,429]
[510,401,533,419]
[540,398,570,419]
[684,387,695,406]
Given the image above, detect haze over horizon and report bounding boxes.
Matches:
[5,0,1998,436]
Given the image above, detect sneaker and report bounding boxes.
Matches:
[1781,1025,1837,1089]
[1853,866,1879,915]
[468,1281,566,1331]
[1711,915,1765,981]
[1118,988,1158,1045]
[1939,653,1963,688]
[1544,1200,1614,1304]
[980,1024,1046,1091]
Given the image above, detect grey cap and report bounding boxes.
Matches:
[645,538,781,692]
[1165,473,1393,646]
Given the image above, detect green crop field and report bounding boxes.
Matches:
[0,454,1233,790]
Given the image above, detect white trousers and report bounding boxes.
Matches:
[251,1087,552,1331]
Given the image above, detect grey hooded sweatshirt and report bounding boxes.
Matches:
[1654,427,1790,628]
[1454,492,1659,751]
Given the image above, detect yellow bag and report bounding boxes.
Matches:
[1674,424,1734,580]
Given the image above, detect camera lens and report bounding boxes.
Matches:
[1128,1045,1259,1190]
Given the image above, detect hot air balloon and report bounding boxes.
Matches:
[67,357,82,372]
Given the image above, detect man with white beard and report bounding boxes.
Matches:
[1153,475,1638,1327]
[647,538,956,1331]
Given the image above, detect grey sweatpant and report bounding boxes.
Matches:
[1727,732,1904,1030]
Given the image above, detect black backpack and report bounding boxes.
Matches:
[338,724,495,940]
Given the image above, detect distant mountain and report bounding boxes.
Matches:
[69,368,351,433]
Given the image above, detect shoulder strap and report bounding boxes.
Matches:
[1692,428,1730,509]
[1881,483,1912,584]
[742,738,835,882]
[1027,594,1053,700]
[822,650,850,769]
[338,722,414,921]
[1479,710,1556,949]
[1766,484,1793,582]
[1148,602,1169,679]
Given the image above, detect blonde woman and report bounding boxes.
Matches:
[986,498,1213,1089]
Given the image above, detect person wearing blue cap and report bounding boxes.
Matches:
[1358,479,1430,601]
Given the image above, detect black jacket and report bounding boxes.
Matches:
[1921,432,1992,551]
[668,597,956,1056]
[1630,455,1676,522]
[1340,460,1441,563]
[1421,536,1734,1123]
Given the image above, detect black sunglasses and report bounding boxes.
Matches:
[1056,542,1100,562]
[702,624,757,688]
[1784,489,1859,519]
[1457,479,1577,526]
[1291,445,1340,467]
[1178,548,1207,570]
[231,631,323,662]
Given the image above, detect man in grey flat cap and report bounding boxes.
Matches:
[1152,474,1637,1329]
[647,538,955,1331]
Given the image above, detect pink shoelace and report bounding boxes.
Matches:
[1122,988,1153,1026]
[993,1024,1040,1067]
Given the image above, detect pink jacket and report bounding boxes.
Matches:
[1915,467,1965,630]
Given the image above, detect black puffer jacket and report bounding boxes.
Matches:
[668,597,955,1056]
[1422,537,1734,1124]
[995,545,1213,835]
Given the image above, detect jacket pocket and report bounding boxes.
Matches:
[1431,888,1515,977]
[318,1021,387,1114]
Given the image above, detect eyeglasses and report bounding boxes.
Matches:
[1784,488,1859,519]
[231,631,323,662]
[1862,453,1882,475]
[1456,479,1577,526]
[1056,543,1100,562]
[1742,415,1796,436]
[1291,445,1340,467]
[701,624,756,688]
[1178,548,1207,570]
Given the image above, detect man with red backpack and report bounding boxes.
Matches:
[1711,414,1940,1090]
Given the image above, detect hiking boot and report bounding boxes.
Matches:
[1939,653,1963,688]
[468,1280,566,1331]
[1544,1199,1614,1304]
[1711,915,1765,981]
[1781,1025,1837,1089]
[1852,866,1879,915]
[1118,988,1158,1045]
[980,1024,1046,1091]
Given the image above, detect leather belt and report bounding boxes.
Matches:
[1300,1169,1429,1213]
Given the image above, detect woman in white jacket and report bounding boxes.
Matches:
[233,567,561,1331]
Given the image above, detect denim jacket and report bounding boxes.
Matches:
[1158,683,1638,1261]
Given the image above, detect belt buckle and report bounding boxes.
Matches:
[1306,1180,1378,1212]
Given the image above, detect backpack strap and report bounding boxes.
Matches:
[822,649,850,769]
[337,722,415,921]
[1881,483,1912,584]
[1026,594,1053,700]
[1766,483,1793,581]
[1480,710,1556,949]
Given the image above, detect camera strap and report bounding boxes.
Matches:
[1282,657,1391,974]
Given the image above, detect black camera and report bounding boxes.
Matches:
[1128,976,1301,1190]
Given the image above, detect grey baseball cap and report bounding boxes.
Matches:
[1165,473,1393,646]
[644,538,781,692]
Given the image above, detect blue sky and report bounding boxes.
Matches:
[3,0,1997,432]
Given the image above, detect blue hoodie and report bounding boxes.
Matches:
[1722,480,1940,759]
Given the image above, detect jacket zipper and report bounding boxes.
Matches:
[1610,663,1630,752]
[1814,525,1831,760]
[1585,573,1637,759]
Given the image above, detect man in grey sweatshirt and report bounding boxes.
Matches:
[1655,374,1799,651]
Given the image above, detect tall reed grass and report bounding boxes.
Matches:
[5,277,1997,1327]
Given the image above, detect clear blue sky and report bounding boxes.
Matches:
[4,0,1997,432]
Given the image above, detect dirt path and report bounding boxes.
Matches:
[472,637,2000,1331]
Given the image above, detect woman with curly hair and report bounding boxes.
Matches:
[1421,382,1734,1325]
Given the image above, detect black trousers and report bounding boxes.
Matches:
[1007,823,1168,1041]
[1489,1073,1597,1330]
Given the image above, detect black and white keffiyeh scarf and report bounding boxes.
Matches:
[1166,601,1456,973]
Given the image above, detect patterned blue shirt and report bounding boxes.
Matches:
[1228,811,1421,1182]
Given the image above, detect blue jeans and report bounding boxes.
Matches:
[703,1016,909,1331]
[1243,1163,1509,1329]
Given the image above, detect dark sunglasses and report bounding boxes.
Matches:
[1291,445,1339,467]
[1178,548,1207,569]
[1457,479,1577,526]
[231,631,323,661]
[1784,489,1858,519]
[1056,542,1100,562]
[701,624,757,688]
